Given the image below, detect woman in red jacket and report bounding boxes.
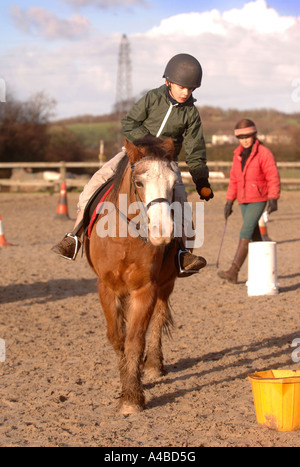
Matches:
[218,118,281,283]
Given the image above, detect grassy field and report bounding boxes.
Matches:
[55,119,300,186]
[53,105,300,161]
[62,121,300,168]
[66,121,121,152]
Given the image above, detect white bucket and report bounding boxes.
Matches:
[246,242,279,296]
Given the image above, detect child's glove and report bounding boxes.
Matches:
[195,179,214,201]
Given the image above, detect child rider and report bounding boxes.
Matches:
[52,53,214,274]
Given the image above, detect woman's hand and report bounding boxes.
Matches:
[267,198,278,215]
[224,200,234,219]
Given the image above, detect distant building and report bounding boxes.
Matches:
[258,134,292,145]
[211,134,236,145]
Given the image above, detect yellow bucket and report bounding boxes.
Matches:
[249,370,300,431]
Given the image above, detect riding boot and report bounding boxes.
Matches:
[51,221,84,261]
[179,251,207,271]
[261,233,272,241]
[218,238,249,283]
[177,238,207,277]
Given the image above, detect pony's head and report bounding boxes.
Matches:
[124,136,177,246]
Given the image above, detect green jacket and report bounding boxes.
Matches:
[121,85,208,180]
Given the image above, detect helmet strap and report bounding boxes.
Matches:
[165,81,178,104]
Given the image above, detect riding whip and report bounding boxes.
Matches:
[216,219,227,269]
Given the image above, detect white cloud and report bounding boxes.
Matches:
[4,1,300,119]
[222,0,296,34]
[2,34,120,118]
[146,0,297,37]
[146,10,226,37]
[11,6,91,40]
[135,0,300,113]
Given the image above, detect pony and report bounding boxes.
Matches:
[85,135,179,414]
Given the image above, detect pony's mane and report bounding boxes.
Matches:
[133,135,171,159]
[112,153,130,198]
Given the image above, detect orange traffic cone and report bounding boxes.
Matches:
[0,214,11,247]
[259,212,271,241]
[55,181,70,220]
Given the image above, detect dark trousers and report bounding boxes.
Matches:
[240,202,267,240]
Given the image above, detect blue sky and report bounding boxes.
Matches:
[1,0,300,119]
[2,0,300,38]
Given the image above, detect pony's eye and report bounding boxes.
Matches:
[135,180,144,188]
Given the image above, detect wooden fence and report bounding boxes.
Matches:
[0,161,300,191]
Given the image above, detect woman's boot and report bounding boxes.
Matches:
[218,238,249,283]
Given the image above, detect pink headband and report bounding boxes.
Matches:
[234,126,257,137]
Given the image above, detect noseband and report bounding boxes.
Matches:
[131,156,171,209]
[146,197,170,209]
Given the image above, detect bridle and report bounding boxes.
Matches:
[116,156,173,243]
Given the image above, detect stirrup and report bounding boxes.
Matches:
[177,249,201,278]
[66,233,81,261]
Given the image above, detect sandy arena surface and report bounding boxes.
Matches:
[0,189,299,447]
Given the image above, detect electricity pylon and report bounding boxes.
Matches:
[115,34,133,116]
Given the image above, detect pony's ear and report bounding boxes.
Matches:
[125,139,143,164]
[162,137,174,161]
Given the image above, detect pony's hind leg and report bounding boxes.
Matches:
[143,296,174,379]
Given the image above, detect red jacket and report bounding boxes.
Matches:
[226,139,281,204]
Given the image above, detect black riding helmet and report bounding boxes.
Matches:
[163,53,202,89]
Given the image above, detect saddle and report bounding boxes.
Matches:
[82,176,115,238]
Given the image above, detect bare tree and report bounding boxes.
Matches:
[0,91,56,162]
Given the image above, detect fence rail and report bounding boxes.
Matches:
[1,161,300,169]
[0,161,299,190]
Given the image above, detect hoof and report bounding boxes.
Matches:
[119,402,144,415]
[143,366,167,381]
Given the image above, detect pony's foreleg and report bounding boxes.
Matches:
[119,284,157,414]
[98,283,126,372]
[143,294,174,379]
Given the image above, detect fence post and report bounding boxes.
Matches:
[59,162,66,181]
[99,139,104,165]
